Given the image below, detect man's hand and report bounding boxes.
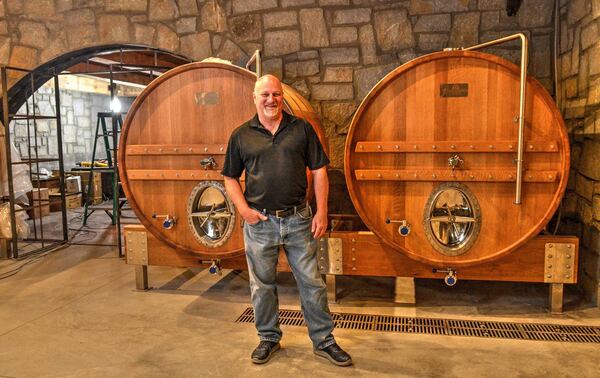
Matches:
[311,211,327,239]
[242,207,268,225]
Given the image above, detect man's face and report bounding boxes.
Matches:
[253,77,283,121]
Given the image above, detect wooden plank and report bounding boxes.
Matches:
[126,144,227,155]
[126,169,232,181]
[354,169,558,182]
[355,140,559,153]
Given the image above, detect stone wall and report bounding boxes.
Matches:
[557,0,600,303]
[11,85,132,169]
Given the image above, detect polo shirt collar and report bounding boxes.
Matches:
[249,111,297,134]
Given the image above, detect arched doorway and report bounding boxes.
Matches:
[1,45,191,258]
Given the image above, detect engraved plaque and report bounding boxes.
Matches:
[195,91,220,105]
[440,83,468,97]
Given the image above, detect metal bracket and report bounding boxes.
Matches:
[317,238,343,275]
[125,230,148,265]
[544,243,576,284]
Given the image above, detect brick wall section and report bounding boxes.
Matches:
[557,0,600,303]
[1,2,564,235]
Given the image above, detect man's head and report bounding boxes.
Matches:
[253,74,283,122]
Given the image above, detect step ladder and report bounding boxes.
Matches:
[82,112,127,225]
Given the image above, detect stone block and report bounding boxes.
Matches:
[176,17,197,34]
[98,15,130,43]
[330,27,358,45]
[319,0,348,5]
[359,24,377,65]
[148,0,178,21]
[576,173,594,201]
[409,0,470,15]
[566,77,578,98]
[0,36,9,65]
[230,14,262,42]
[517,0,554,28]
[588,77,600,106]
[414,14,451,32]
[201,1,227,32]
[579,140,600,180]
[18,21,48,49]
[311,84,353,100]
[291,79,310,99]
[571,28,581,76]
[590,47,600,76]
[66,25,97,49]
[532,34,551,78]
[322,101,357,126]
[299,8,329,48]
[594,195,600,221]
[63,125,76,143]
[374,9,415,52]
[355,63,397,99]
[332,8,371,25]
[105,0,147,12]
[581,22,598,51]
[232,0,277,14]
[217,39,247,65]
[450,12,480,48]
[262,58,283,79]
[397,49,417,64]
[154,24,178,52]
[180,31,212,61]
[568,0,588,24]
[478,0,503,9]
[134,24,155,46]
[263,11,297,29]
[323,67,353,82]
[321,47,359,65]
[282,0,314,6]
[480,11,499,30]
[327,134,346,168]
[285,60,320,78]
[418,33,448,51]
[6,0,22,14]
[176,0,198,16]
[8,45,37,70]
[0,20,7,35]
[264,30,300,57]
[23,0,58,20]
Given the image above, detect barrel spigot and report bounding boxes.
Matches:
[386,218,411,236]
[152,213,177,230]
[209,259,222,275]
[432,268,458,286]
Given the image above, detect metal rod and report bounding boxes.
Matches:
[245,50,262,77]
[463,33,528,205]
[54,70,68,242]
[2,66,18,258]
[24,99,38,240]
[109,66,123,257]
[30,73,45,247]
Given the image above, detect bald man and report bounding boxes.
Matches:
[222,75,352,366]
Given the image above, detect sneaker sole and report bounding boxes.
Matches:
[313,349,353,367]
[251,343,280,364]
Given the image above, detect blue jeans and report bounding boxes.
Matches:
[243,206,336,350]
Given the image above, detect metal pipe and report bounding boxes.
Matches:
[54,70,69,242]
[463,33,528,204]
[1,66,18,258]
[245,50,262,77]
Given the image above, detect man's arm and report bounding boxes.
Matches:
[311,166,328,239]
[223,176,267,225]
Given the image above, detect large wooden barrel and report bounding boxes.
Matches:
[345,51,569,268]
[119,62,327,259]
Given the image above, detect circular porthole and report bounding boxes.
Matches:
[423,183,481,256]
[187,181,236,248]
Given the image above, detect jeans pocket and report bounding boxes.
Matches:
[297,205,313,220]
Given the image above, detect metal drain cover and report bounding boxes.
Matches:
[235,307,600,344]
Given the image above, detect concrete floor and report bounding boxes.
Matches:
[0,211,599,377]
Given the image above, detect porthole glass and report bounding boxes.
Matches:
[187,181,235,248]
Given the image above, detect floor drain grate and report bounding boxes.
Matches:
[235,307,600,344]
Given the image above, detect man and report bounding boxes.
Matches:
[221,75,352,367]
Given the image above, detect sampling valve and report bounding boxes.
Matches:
[152,213,177,230]
[432,268,458,286]
[209,259,222,275]
[386,218,411,236]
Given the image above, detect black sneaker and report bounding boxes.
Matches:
[251,341,281,364]
[314,343,353,366]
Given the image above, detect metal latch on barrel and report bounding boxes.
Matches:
[544,243,576,284]
[317,238,343,275]
[125,230,149,265]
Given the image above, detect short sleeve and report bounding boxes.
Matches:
[304,121,330,170]
[220,130,244,178]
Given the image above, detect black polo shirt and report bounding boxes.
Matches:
[221,111,329,210]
